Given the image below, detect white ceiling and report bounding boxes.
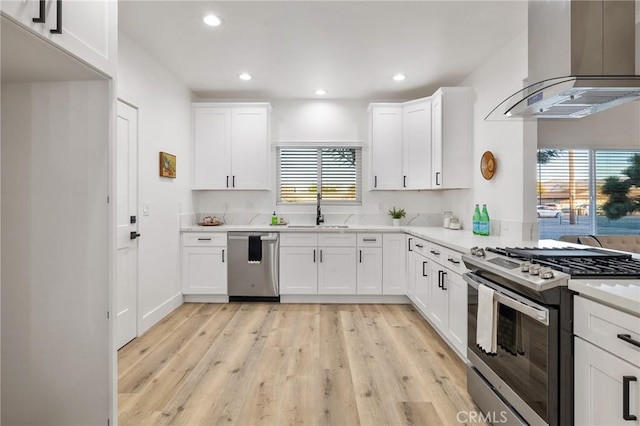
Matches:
[119,1,527,100]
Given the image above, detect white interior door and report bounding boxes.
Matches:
[116,100,139,349]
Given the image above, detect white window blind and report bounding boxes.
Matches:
[278,147,362,204]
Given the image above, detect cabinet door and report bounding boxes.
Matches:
[318,247,357,295]
[402,100,432,189]
[575,338,640,426]
[382,234,407,295]
[279,247,318,294]
[231,108,269,190]
[370,106,403,189]
[193,108,231,189]
[413,255,430,314]
[406,246,417,300]
[357,247,383,295]
[429,265,448,329]
[431,94,443,188]
[1,0,116,77]
[182,247,227,295]
[446,272,467,355]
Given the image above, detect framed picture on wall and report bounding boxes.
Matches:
[159,152,176,178]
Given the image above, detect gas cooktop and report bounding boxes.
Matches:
[485,247,640,279]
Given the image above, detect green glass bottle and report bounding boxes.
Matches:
[472,204,481,235]
[479,204,490,236]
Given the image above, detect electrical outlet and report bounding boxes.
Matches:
[142,203,150,216]
[378,202,384,212]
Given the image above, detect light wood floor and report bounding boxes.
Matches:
[119,303,484,425]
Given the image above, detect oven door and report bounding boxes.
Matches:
[465,272,558,426]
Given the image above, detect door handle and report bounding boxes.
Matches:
[408,238,413,252]
[441,271,447,290]
[313,249,316,263]
[403,175,407,188]
[374,175,377,188]
[430,250,440,256]
[232,175,235,187]
[438,270,443,287]
[435,172,441,186]
[422,261,428,277]
[33,0,46,23]
[222,249,225,263]
[623,376,637,421]
[319,250,323,263]
[447,257,460,264]
[50,0,62,34]
[617,334,640,348]
[359,250,362,263]
[130,232,141,240]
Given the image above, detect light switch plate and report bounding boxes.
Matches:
[142,203,150,216]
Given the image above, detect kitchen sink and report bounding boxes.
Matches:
[287,225,349,229]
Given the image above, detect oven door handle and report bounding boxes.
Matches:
[464,273,549,326]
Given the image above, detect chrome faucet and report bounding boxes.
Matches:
[316,193,324,225]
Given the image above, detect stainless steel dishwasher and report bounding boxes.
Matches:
[227,232,279,301]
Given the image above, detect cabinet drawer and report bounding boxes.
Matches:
[182,233,226,247]
[443,248,466,275]
[409,236,429,257]
[357,233,383,247]
[280,233,318,247]
[575,296,640,367]
[428,242,446,263]
[318,233,356,247]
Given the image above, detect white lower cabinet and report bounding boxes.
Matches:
[279,247,318,294]
[575,338,640,426]
[428,264,448,328]
[574,296,640,425]
[413,253,430,314]
[318,247,357,294]
[382,234,406,295]
[182,241,227,295]
[357,247,383,294]
[446,272,468,352]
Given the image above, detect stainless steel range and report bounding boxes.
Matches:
[463,246,640,426]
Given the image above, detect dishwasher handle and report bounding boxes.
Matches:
[228,235,279,241]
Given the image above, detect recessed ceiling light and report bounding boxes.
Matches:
[315,89,328,96]
[203,14,222,27]
[238,73,252,81]
[393,73,406,81]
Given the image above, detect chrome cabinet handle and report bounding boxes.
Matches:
[33,0,45,23]
[435,171,441,186]
[50,0,62,34]
[441,271,447,290]
[617,334,640,348]
[422,262,428,277]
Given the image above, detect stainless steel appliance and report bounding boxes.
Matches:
[227,232,279,301]
[463,246,640,426]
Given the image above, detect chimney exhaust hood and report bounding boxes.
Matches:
[487,0,640,120]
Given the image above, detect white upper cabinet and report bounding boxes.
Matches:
[192,103,271,190]
[370,105,403,189]
[402,99,432,189]
[368,88,471,191]
[431,88,473,189]
[1,0,117,77]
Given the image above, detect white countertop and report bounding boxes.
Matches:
[569,279,640,316]
[182,224,640,314]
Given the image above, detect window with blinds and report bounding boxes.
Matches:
[278,147,362,204]
[536,149,640,239]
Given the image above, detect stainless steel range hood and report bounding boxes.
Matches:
[487,0,640,120]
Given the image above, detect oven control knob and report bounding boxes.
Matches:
[475,248,485,257]
[540,267,554,279]
[470,247,478,256]
[529,264,541,275]
[520,262,531,272]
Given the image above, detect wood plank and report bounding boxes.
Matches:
[119,303,484,426]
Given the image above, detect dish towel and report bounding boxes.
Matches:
[477,284,498,354]
[248,235,262,264]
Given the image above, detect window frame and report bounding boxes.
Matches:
[276,143,363,206]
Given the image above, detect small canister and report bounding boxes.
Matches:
[443,211,453,228]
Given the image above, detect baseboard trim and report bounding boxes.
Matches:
[280,295,410,304]
[139,292,183,335]
[184,295,229,303]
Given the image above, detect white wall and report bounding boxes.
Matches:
[117,33,193,334]
[538,101,640,149]
[1,81,110,424]
[455,30,538,239]
[194,99,446,224]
